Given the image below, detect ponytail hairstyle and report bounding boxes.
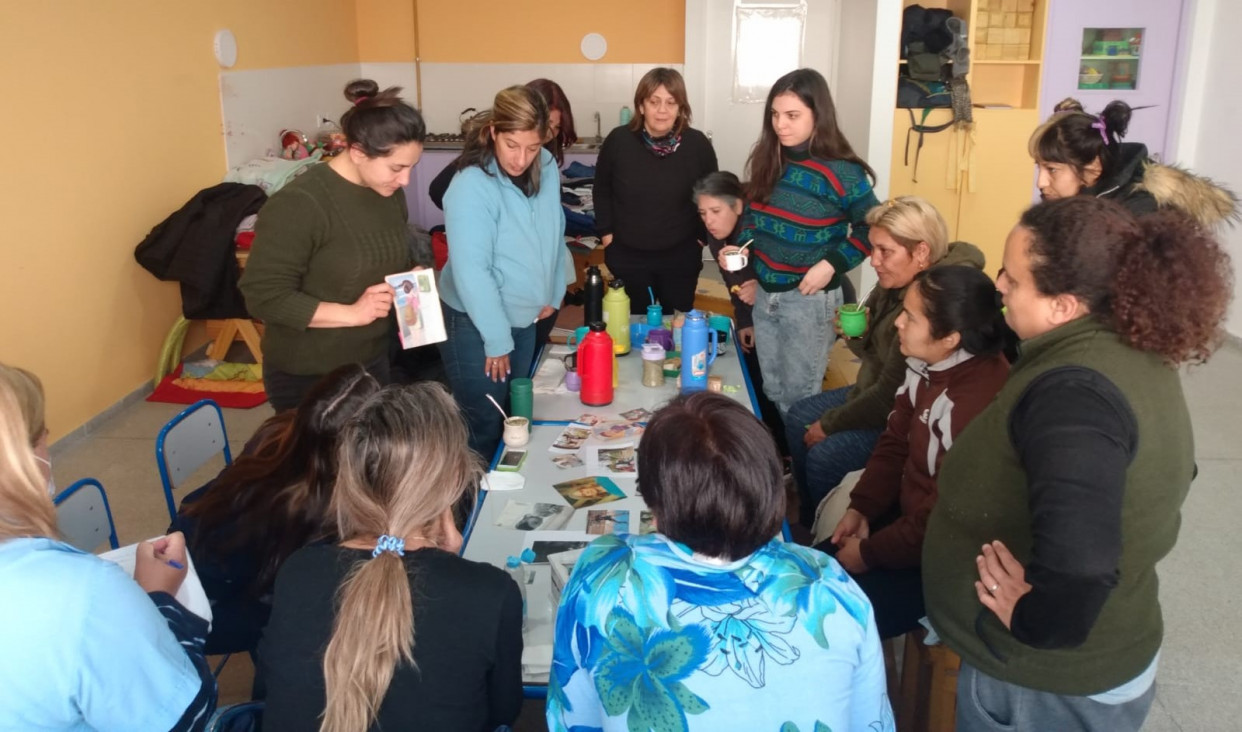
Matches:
[745,68,875,204]
[457,85,551,196]
[1019,197,1232,364]
[913,265,1010,356]
[182,364,380,595]
[319,383,481,732]
[0,376,56,542]
[339,79,427,157]
[1028,97,1134,185]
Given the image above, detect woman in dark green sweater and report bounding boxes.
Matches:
[923,197,1232,731]
[241,79,426,411]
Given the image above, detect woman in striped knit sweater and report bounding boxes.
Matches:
[724,68,879,416]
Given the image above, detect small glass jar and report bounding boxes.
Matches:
[641,343,666,388]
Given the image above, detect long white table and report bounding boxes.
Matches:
[461,319,763,694]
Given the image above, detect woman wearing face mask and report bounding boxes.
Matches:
[692,171,786,453]
[594,67,718,314]
[1030,98,1238,225]
[815,266,1010,639]
[0,364,54,495]
[439,85,569,460]
[784,196,985,528]
[241,79,427,411]
[730,68,880,417]
[924,197,1231,731]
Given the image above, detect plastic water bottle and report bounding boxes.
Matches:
[603,279,632,355]
[619,105,632,125]
[506,555,527,630]
[680,309,718,394]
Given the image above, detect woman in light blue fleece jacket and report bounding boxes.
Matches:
[440,85,569,460]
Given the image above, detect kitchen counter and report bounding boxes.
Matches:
[421,140,604,152]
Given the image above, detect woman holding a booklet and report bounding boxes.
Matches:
[439,85,570,460]
[241,79,427,411]
[0,367,218,729]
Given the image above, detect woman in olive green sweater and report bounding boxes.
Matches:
[241,79,425,411]
[924,197,1231,731]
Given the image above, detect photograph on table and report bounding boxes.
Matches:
[549,422,593,453]
[593,420,645,442]
[587,443,638,476]
[550,453,585,470]
[586,509,631,535]
[575,413,607,426]
[493,500,574,531]
[619,407,653,422]
[552,476,626,508]
[523,530,596,563]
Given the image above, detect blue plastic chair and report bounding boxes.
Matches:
[53,478,120,552]
[156,399,232,523]
[206,701,263,732]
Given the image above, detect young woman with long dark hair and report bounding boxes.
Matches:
[729,68,879,415]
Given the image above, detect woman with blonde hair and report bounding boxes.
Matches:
[0,363,53,494]
[440,85,569,460]
[259,382,523,732]
[785,196,986,527]
[594,67,718,314]
[0,374,217,728]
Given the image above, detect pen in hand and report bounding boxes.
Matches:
[165,559,185,570]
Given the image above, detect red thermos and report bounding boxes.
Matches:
[578,322,614,406]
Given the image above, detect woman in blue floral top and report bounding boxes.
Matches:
[547,393,894,732]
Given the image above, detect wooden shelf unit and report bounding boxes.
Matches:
[892,0,1049,271]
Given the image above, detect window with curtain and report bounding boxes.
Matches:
[733,1,807,103]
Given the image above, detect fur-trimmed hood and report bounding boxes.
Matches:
[1138,161,1240,228]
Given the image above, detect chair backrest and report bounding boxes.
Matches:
[54,478,120,552]
[156,399,232,522]
[206,701,264,732]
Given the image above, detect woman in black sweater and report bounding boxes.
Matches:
[595,67,718,314]
[259,383,522,732]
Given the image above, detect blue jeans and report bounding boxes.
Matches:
[957,663,1155,732]
[785,386,883,526]
[439,305,536,462]
[752,286,843,415]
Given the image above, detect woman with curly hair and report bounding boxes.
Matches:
[923,196,1233,731]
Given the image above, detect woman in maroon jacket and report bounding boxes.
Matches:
[817,265,1011,638]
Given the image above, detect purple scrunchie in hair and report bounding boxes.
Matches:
[1090,118,1109,145]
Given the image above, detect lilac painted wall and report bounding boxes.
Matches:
[1040,0,1185,161]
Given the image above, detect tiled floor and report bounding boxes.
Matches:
[47,340,1242,729]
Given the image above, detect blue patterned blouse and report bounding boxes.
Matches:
[547,533,895,732]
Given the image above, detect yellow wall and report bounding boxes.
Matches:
[0,1,360,441]
[416,0,685,63]
[357,0,417,61]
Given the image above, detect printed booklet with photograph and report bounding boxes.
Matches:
[386,269,447,349]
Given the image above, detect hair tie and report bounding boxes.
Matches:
[372,534,405,558]
[354,96,370,106]
[1090,117,1109,146]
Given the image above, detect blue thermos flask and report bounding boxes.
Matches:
[679,310,718,393]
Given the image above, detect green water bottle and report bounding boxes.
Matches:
[603,279,632,355]
[509,378,533,426]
